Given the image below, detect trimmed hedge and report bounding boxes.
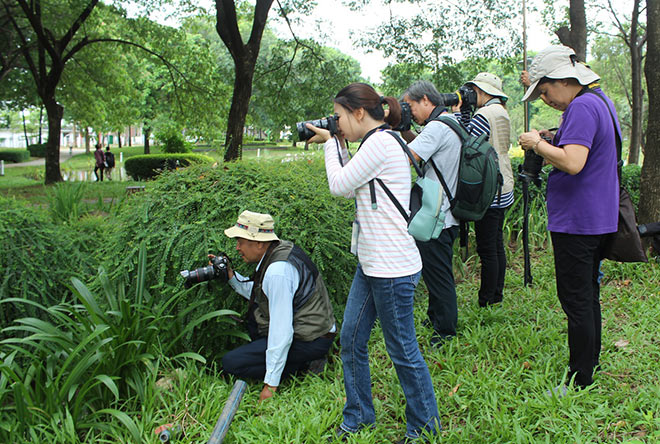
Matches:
[124,153,215,180]
[0,149,30,163]
[27,143,47,157]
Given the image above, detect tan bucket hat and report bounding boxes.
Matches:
[522,45,600,102]
[466,72,508,101]
[224,210,279,242]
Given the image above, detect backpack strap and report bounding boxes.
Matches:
[367,131,423,221]
[427,115,465,205]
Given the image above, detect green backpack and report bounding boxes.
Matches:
[431,116,503,221]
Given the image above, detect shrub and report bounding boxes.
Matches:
[99,158,356,360]
[156,127,191,153]
[0,196,105,328]
[27,143,47,157]
[124,153,214,180]
[0,149,30,163]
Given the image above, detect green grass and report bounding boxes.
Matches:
[51,252,655,444]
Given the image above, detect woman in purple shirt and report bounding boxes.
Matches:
[519,46,619,391]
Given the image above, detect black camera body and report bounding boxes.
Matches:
[180,254,230,288]
[296,115,339,141]
[392,101,412,132]
[519,134,551,183]
[439,84,478,111]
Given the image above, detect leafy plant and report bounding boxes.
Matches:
[47,182,87,223]
[0,243,243,442]
[124,153,214,180]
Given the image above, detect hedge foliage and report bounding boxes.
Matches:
[156,127,192,153]
[99,159,356,359]
[124,153,215,180]
[0,196,105,328]
[27,143,47,157]
[0,149,30,163]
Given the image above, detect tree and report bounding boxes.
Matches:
[602,0,647,165]
[554,0,588,60]
[214,0,274,161]
[639,0,659,225]
[355,0,522,82]
[2,0,105,183]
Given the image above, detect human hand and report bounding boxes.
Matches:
[451,98,462,113]
[520,70,531,87]
[259,384,277,402]
[305,123,333,144]
[208,253,233,279]
[518,130,543,153]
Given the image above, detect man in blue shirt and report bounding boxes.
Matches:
[222,210,337,401]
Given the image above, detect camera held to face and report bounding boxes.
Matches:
[392,101,413,132]
[439,84,478,112]
[180,254,230,288]
[296,115,339,141]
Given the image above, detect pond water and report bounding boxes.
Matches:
[61,167,130,182]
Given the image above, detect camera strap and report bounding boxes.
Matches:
[581,87,623,178]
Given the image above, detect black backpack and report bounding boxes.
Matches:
[431,116,502,222]
[105,151,115,168]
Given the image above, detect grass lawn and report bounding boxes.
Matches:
[150,254,659,444]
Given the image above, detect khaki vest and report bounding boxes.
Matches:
[250,241,335,342]
[477,103,514,195]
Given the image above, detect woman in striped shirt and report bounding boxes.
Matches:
[307,83,440,444]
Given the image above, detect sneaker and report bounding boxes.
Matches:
[544,384,568,399]
[307,357,327,375]
[327,426,352,443]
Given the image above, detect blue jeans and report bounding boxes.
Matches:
[339,264,440,439]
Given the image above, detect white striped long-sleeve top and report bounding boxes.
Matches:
[324,130,422,278]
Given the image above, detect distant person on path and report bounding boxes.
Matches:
[105,146,115,180]
[93,143,105,181]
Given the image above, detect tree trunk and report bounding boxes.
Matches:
[38,105,44,144]
[117,131,122,148]
[555,0,587,60]
[22,111,29,149]
[639,0,660,225]
[84,127,90,153]
[144,126,151,154]
[43,99,64,184]
[128,125,132,147]
[223,66,253,161]
[627,0,644,165]
[72,121,77,147]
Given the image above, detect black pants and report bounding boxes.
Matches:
[474,207,508,306]
[94,164,104,181]
[416,226,459,338]
[222,309,333,382]
[551,232,607,388]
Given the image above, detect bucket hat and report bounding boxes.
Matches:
[522,45,600,102]
[224,210,279,242]
[466,72,508,101]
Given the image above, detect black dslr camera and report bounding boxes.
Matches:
[296,115,339,141]
[439,84,478,112]
[180,254,230,288]
[392,101,413,132]
[519,134,550,183]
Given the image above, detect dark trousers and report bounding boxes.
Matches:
[474,207,507,306]
[416,226,459,338]
[94,164,104,181]
[222,309,333,382]
[551,232,607,388]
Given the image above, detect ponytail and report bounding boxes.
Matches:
[382,96,401,129]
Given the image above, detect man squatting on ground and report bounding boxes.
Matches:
[221,210,337,401]
[400,81,462,346]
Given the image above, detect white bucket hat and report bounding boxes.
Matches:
[466,72,508,101]
[224,210,279,242]
[522,45,600,102]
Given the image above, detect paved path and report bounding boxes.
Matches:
[4,148,88,168]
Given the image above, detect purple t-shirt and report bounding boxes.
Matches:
[547,88,619,235]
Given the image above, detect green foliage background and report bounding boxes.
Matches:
[99,159,356,359]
